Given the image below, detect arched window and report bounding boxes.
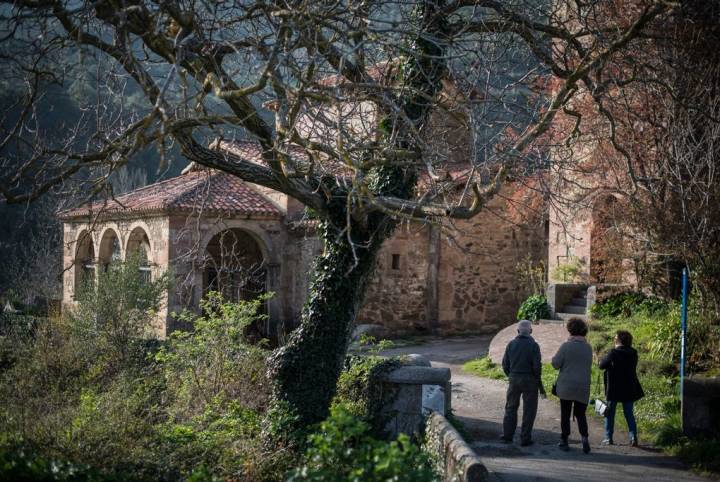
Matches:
[203,228,266,303]
[74,231,95,294]
[126,227,152,282]
[98,229,121,272]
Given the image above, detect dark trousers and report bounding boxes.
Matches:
[560,399,588,438]
[503,374,539,443]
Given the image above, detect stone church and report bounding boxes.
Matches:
[60,68,550,338]
[59,152,547,338]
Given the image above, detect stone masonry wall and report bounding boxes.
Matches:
[356,187,547,335]
[357,223,431,332]
[435,195,546,335]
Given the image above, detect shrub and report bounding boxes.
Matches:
[590,291,645,318]
[517,294,550,322]
[590,291,671,319]
[0,266,283,481]
[154,292,274,479]
[0,445,133,482]
[157,291,271,415]
[287,403,437,482]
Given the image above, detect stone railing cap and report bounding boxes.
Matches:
[381,366,451,385]
[685,376,720,395]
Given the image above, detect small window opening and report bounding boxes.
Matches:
[391,254,401,270]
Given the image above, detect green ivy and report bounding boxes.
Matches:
[333,355,401,438]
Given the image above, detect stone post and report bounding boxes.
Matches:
[379,366,451,439]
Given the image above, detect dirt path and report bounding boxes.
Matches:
[381,336,709,482]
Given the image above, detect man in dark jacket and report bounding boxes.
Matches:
[501,319,542,445]
[599,330,644,446]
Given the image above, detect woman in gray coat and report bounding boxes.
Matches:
[551,318,593,453]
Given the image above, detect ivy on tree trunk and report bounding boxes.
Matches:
[267,0,448,429]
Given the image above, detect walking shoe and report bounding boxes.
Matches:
[558,438,569,451]
[520,440,534,447]
[601,438,614,445]
[499,436,513,444]
[581,436,591,454]
[630,437,638,447]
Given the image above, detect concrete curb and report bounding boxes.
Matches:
[425,411,489,482]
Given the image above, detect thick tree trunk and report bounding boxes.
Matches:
[267,207,397,427]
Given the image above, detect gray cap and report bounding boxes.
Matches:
[517,319,533,335]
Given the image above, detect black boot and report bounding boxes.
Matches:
[558,436,569,451]
[582,436,591,454]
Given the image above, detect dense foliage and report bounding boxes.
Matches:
[287,403,437,482]
[516,294,550,322]
[0,258,285,481]
[1,258,440,481]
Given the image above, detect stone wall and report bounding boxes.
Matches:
[357,223,432,332]
[283,227,322,327]
[425,412,489,482]
[357,186,547,335]
[682,376,720,438]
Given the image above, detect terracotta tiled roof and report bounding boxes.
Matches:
[59,168,282,220]
[316,60,397,87]
[212,139,309,166]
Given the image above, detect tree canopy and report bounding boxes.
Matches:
[0,0,674,428]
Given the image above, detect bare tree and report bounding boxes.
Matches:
[0,0,671,427]
[546,1,720,311]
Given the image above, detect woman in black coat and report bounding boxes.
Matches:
[598,330,644,446]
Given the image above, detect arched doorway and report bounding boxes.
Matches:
[203,228,267,306]
[126,227,152,282]
[74,231,95,294]
[590,195,626,284]
[98,229,122,271]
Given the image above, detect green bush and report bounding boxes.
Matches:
[287,403,437,482]
[590,291,671,319]
[0,445,133,482]
[517,294,550,322]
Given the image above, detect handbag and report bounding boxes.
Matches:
[551,381,558,396]
[594,398,609,417]
[592,371,609,417]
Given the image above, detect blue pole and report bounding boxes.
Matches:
[680,268,689,403]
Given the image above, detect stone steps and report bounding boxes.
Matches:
[560,304,587,315]
[555,312,589,322]
[568,297,587,307]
